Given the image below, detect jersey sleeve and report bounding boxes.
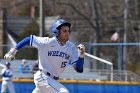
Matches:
[1,69,5,75]
[1,69,13,77]
[69,45,79,64]
[30,35,49,48]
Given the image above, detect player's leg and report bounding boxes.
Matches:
[33,71,69,93]
[34,78,68,93]
[36,85,57,93]
[7,81,15,93]
[1,81,8,93]
[32,87,42,93]
[33,71,56,93]
[48,77,69,93]
[32,85,56,93]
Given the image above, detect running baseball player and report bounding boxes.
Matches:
[4,18,85,93]
[1,62,15,93]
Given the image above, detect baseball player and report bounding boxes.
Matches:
[1,62,15,93]
[4,18,85,93]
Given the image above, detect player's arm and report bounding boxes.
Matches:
[4,36,31,61]
[73,44,85,73]
[1,69,12,77]
[4,35,48,61]
[73,57,84,73]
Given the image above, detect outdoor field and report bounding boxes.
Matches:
[0,79,140,93]
[0,0,140,93]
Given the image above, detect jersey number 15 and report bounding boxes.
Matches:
[61,62,67,68]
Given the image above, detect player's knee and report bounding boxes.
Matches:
[1,90,6,93]
[60,92,69,93]
[1,92,6,93]
[32,87,41,93]
[59,88,70,93]
[60,91,69,93]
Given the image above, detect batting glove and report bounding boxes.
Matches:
[77,44,85,58]
[4,48,18,61]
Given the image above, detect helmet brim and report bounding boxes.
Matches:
[5,62,10,66]
[56,23,71,30]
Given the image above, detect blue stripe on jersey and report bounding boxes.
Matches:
[30,35,33,46]
[16,37,30,50]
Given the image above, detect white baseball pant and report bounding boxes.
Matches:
[1,80,15,93]
[32,71,69,93]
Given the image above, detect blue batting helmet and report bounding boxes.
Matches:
[51,19,71,33]
[5,62,10,66]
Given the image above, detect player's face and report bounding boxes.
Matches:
[58,26,70,44]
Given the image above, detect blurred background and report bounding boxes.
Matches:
[0,0,140,93]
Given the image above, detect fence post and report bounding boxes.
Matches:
[119,45,123,81]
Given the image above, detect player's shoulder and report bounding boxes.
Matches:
[32,35,50,40]
[66,41,77,48]
[32,35,52,42]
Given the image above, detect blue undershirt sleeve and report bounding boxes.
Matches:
[16,37,30,50]
[74,57,84,73]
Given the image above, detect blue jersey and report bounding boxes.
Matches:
[1,68,13,81]
[18,64,30,73]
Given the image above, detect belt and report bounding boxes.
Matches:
[39,69,59,80]
[3,80,11,81]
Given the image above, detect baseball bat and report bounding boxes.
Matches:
[85,52,113,65]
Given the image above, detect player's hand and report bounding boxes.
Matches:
[4,48,18,61]
[77,44,85,58]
